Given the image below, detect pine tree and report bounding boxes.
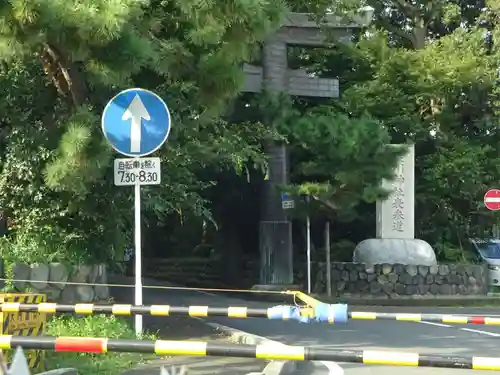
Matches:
[0,0,286,192]
[0,0,286,261]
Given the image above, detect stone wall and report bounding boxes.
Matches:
[314,262,488,297]
[12,263,109,303]
[144,257,260,288]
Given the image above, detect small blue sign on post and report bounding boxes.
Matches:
[101,88,171,157]
[281,192,295,209]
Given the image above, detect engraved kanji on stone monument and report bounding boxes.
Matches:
[376,145,415,239]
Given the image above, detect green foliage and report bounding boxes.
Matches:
[273,0,500,261]
[0,0,287,263]
[366,0,482,48]
[331,239,357,262]
[45,315,157,375]
[44,107,112,195]
[250,85,403,222]
[332,24,500,259]
[285,108,405,217]
[1,0,499,266]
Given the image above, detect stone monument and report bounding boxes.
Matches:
[355,144,436,266]
[242,10,373,285]
[376,144,415,239]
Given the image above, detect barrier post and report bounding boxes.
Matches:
[0,293,47,372]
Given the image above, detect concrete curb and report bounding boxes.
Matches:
[204,320,343,375]
[38,369,77,375]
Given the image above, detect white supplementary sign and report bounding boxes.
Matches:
[114,157,161,186]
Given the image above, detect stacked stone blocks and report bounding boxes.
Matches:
[12,263,109,303]
[315,262,488,297]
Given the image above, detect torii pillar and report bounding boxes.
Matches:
[242,13,366,286]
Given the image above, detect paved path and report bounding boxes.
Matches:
[121,354,268,375]
[110,278,500,375]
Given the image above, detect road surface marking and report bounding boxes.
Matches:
[322,360,344,375]
[197,290,218,297]
[419,319,500,337]
[418,321,452,328]
[461,327,500,337]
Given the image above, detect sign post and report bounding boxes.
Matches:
[102,88,171,336]
[484,189,500,211]
[305,196,311,294]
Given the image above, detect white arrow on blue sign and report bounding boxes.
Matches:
[101,88,171,157]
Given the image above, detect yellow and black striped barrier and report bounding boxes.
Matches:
[0,294,46,372]
[0,335,499,370]
[291,292,500,327]
[6,301,499,327]
[0,302,305,318]
[6,302,500,327]
[349,311,500,325]
[0,302,349,323]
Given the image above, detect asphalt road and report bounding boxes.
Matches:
[110,278,500,375]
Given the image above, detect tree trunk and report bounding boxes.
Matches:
[412,23,427,50]
[41,43,88,107]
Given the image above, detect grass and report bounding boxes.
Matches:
[44,315,158,375]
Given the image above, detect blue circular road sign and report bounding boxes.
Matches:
[101,88,171,157]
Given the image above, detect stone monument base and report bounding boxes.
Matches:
[354,238,436,265]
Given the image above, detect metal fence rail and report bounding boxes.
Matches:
[0,336,499,370]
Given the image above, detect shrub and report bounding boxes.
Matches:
[45,315,157,375]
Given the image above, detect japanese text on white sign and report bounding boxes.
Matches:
[114,157,161,186]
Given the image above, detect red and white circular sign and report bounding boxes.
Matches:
[484,189,500,211]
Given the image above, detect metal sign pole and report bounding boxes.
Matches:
[134,180,143,336]
[306,196,311,294]
[101,88,172,338]
[325,221,331,297]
